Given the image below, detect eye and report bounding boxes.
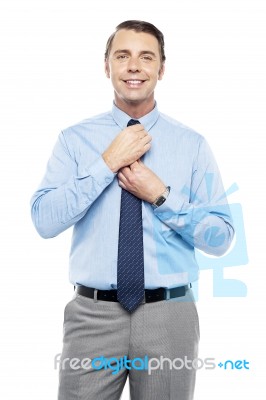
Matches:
[116,54,128,60]
[141,55,153,61]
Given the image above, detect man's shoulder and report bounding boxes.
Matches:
[63,110,114,133]
[158,112,204,141]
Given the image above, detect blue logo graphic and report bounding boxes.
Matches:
[204,226,226,247]
[195,201,248,298]
[217,359,250,370]
[154,175,249,299]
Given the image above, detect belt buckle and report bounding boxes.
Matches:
[141,293,146,304]
[93,289,98,303]
[165,288,171,300]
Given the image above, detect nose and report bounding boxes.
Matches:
[127,56,141,73]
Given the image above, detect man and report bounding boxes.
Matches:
[31,20,234,400]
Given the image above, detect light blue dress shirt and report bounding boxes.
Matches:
[31,103,234,289]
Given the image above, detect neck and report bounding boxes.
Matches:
[114,96,155,119]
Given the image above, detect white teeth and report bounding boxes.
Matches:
[126,80,143,84]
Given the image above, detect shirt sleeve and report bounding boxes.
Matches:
[30,131,116,238]
[153,137,235,256]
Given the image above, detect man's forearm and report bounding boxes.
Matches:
[31,156,115,238]
[154,189,235,256]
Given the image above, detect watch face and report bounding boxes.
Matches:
[153,187,170,207]
[156,196,166,207]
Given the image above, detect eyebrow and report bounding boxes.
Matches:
[113,49,157,58]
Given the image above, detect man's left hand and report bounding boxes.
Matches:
[117,160,166,204]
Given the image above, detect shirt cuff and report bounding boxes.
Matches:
[78,156,116,188]
[153,186,185,218]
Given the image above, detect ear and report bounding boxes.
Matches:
[105,61,110,78]
[158,63,165,81]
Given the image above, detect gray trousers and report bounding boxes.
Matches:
[58,289,200,400]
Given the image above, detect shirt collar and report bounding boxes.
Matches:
[111,101,160,131]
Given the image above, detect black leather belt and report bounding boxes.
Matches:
[76,284,191,303]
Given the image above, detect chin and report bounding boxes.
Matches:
[123,92,150,103]
[125,96,146,103]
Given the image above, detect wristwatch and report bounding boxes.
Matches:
[152,186,170,208]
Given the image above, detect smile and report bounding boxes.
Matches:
[123,80,146,87]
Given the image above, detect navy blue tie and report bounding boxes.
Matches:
[117,119,145,312]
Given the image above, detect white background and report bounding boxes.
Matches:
[0,0,265,398]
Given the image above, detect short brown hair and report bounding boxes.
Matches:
[104,20,166,64]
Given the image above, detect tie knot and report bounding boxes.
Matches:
[127,119,140,127]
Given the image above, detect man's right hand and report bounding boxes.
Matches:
[102,124,152,173]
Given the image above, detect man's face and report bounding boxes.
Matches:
[105,29,164,113]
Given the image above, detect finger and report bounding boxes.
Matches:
[117,170,127,183]
[137,159,145,166]
[118,179,126,189]
[131,123,144,130]
[139,131,149,139]
[118,168,132,181]
[119,166,130,175]
[143,142,152,151]
[130,161,141,173]
[130,124,145,133]
[142,136,152,147]
[141,133,152,143]
[130,161,139,168]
